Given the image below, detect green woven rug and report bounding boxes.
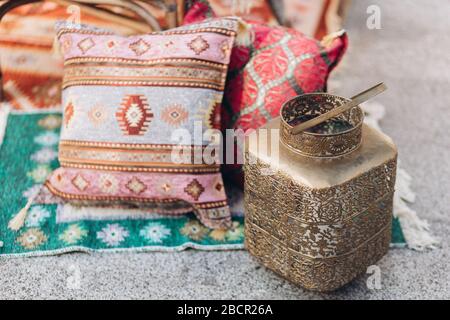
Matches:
[0,112,405,258]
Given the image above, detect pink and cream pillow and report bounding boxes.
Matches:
[43,18,241,229]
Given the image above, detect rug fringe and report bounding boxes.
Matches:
[394,166,439,250]
[362,102,439,250]
[0,103,11,147]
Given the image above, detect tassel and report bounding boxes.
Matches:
[321,29,346,47]
[235,19,252,47]
[8,198,33,231]
[8,184,44,231]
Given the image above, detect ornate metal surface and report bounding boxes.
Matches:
[245,220,391,292]
[280,93,364,158]
[244,115,398,291]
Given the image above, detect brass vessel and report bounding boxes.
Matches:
[244,93,397,291]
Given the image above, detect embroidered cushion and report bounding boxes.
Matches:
[184,2,348,187]
[224,24,347,131]
[225,24,347,186]
[44,18,240,229]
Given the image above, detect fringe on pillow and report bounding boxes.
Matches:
[362,102,439,250]
[235,18,252,47]
[321,29,346,48]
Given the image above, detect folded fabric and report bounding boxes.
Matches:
[37,18,241,230]
[184,2,348,187]
[0,1,145,111]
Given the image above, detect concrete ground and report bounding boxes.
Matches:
[1,0,449,299]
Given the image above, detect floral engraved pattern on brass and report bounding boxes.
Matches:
[244,154,397,291]
[280,94,364,158]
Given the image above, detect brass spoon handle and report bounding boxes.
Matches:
[290,82,387,135]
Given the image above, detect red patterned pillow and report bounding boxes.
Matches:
[223,23,347,132]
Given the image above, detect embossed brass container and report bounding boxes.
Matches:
[244,93,398,292]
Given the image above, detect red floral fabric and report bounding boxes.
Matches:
[184,0,216,23]
[224,24,347,132]
[184,1,347,132]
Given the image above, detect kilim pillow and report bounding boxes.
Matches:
[43,18,241,229]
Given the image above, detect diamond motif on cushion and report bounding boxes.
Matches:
[116,95,153,135]
[107,40,116,48]
[129,39,151,56]
[77,37,95,54]
[194,94,222,129]
[184,179,205,201]
[204,97,222,129]
[71,174,89,191]
[188,36,209,55]
[98,174,119,194]
[61,36,72,55]
[161,104,189,128]
[88,105,107,126]
[215,182,223,192]
[105,40,117,53]
[64,101,74,128]
[160,183,172,196]
[125,177,147,194]
[220,39,231,59]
